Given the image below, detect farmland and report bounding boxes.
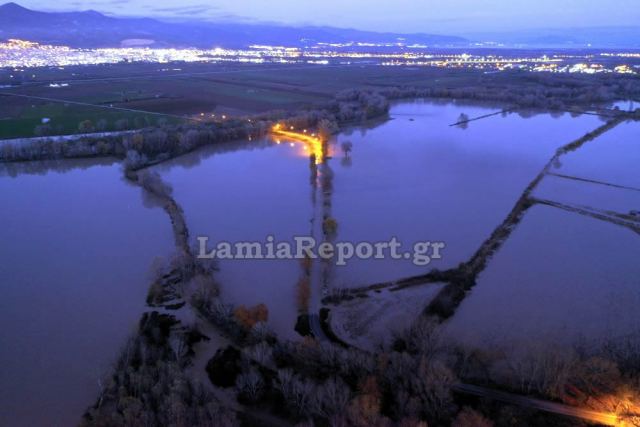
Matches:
[3,60,636,139]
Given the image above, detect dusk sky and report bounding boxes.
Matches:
[14,0,640,34]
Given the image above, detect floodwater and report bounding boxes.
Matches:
[446,119,640,349]
[610,99,637,111]
[153,100,604,337]
[153,140,313,340]
[0,159,173,427]
[0,100,634,425]
[330,101,603,286]
[534,173,640,216]
[445,204,640,349]
[553,120,640,190]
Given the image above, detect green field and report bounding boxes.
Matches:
[0,97,184,139]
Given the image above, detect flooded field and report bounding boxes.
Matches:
[611,99,637,111]
[534,173,640,216]
[445,119,640,351]
[0,160,173,427]
[554,120,640,190]
[152,141,313,340]
[0,100,634,425]
[152,100,606,337]
[445,204,640,349]
[330,101,603,286]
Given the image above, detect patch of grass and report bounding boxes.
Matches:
[0,102,184,139]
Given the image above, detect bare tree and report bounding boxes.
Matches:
[312,377,351,418]
[236,369,264,403]
[275,369,315,417]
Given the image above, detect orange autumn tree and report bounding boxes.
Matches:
[234,304,269,328]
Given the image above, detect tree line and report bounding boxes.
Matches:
[0,89,391,168]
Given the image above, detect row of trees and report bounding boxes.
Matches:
[33,117,165,137]
[0,135,122,162]
[112,88,391,170]
[139,88,391,163]
[197,274,640,426]
[9,80,636,166]
[380,72,640,110]
[452,336,640,419]
[197,314,464,426]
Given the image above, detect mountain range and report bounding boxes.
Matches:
[466,27,640,49]
[0,2,467,49]
[0,2,638,49]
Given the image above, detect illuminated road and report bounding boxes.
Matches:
[271,124,330,342]
[454,383,621,426]
[272,125,324,163]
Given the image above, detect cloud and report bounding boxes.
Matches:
[66,0,131,9]
[68,0,129,5]
[144,4,263,22]
[150,4,218,14]
[205,13,262,23]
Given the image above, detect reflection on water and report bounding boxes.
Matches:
[0,160,172,427]
[271,124,325,164]
[0,156,119,178]
[611,99,636,111]
[156,138,276,171]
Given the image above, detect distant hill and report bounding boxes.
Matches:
[468,27,640,49]
[2,3,637,50]
[0,2,468,48]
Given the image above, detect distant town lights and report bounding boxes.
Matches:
[0,39,635,75]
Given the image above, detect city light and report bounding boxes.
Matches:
[0,39,635,75]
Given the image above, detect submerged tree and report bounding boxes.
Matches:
[457,113,470,129]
